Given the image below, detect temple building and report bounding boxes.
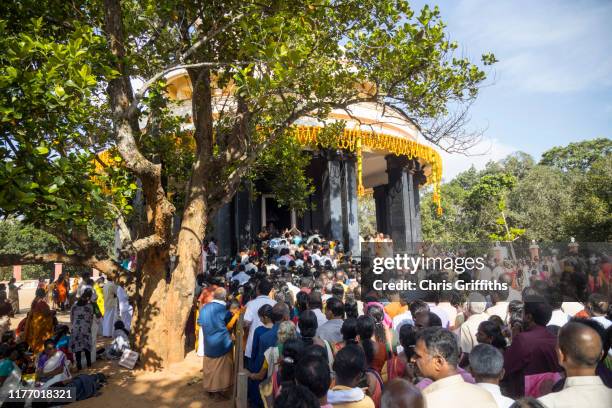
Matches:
[165,71,443,259]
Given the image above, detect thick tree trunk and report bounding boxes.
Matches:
[133,164,208,369]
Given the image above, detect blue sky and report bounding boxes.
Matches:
[409,0,612,180]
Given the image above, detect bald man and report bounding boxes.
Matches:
[538,322,612,408]
[381,379,424,408]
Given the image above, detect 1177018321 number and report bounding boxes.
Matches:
[5,388,75,402]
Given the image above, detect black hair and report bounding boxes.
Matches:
[356,315,375,366]
[399,324,417,360]
[326,297,344,319]
[344,297,359,319]
[274,383,319,408]
[258,279,273,296]
[257,304,273,320]
[295,354,331,399]
[302,344,329,363]
[478,320,506,350]
[547,287,563,310]
[298,310,318,346]
[409,300,429,317]
[296,291,309,313]
[278,338,304,384]
[428,312,442,327]
[332,344,366,384]
[366,304,386,344]
[523,295,552,326]
[308,291,323,309]
[331,283,345,299]
[114,320,130,337]
[341,318,358,344]
[416,327,460,367]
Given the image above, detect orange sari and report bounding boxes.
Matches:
[24,299,54,353]
[56,280,68,304]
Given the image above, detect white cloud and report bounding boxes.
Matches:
[439,138,517,181]
[447,0,612,93]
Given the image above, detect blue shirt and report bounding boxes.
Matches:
[252,323,280,373]
[198,301,232,358]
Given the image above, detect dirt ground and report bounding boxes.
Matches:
[8,309,233,408]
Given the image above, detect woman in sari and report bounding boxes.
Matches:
[24,289,55,353]
[35,339,71,389]
[54,275,69,311]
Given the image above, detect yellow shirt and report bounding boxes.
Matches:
[384,302,407,319]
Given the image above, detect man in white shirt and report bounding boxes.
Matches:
[316,297,344,343]
[486,289,510,323]
[230,265,251,287]
[469,344,514,408]
[547,288,569,327]
[243,280,276,360]
[538,321,612,408]
[460,292,489,354]
[308,291,327,328]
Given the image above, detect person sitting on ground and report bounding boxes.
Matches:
[296,353,332,408]
[469,344,514,408]
[105,320,130,360]
[414,327,497,408]
[35,338,71,388]
[327,344,375,408]
[380,378,424,408]
[537,321,612,408]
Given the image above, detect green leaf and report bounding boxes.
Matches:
[35,146,49,155]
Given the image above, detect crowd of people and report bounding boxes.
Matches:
[0,272,134,404]
[195,227,611,408]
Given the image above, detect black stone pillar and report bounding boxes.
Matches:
[373,185,389,235]
[341,157,360,257]
[212,202,233,261]
[234,183,252,251]
[385,156,424,253]
[321,151,344,242]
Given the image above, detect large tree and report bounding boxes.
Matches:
[1,0,494,368]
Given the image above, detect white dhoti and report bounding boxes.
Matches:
[197,326,205,357]
[102,305,118,337]
[119,302,133,332]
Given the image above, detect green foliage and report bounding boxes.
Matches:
[540,138,612,172]
[564,156,612,241]
[422,140,611,244]
[0,13,132,237]
[0,0,495,268]
[508,165,572,241]
[247,130,315,212]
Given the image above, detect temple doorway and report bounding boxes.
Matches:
[261,194,294,235]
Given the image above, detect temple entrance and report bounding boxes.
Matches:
[261,194,293,235]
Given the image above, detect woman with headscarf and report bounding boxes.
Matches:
[24,288,55,353]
